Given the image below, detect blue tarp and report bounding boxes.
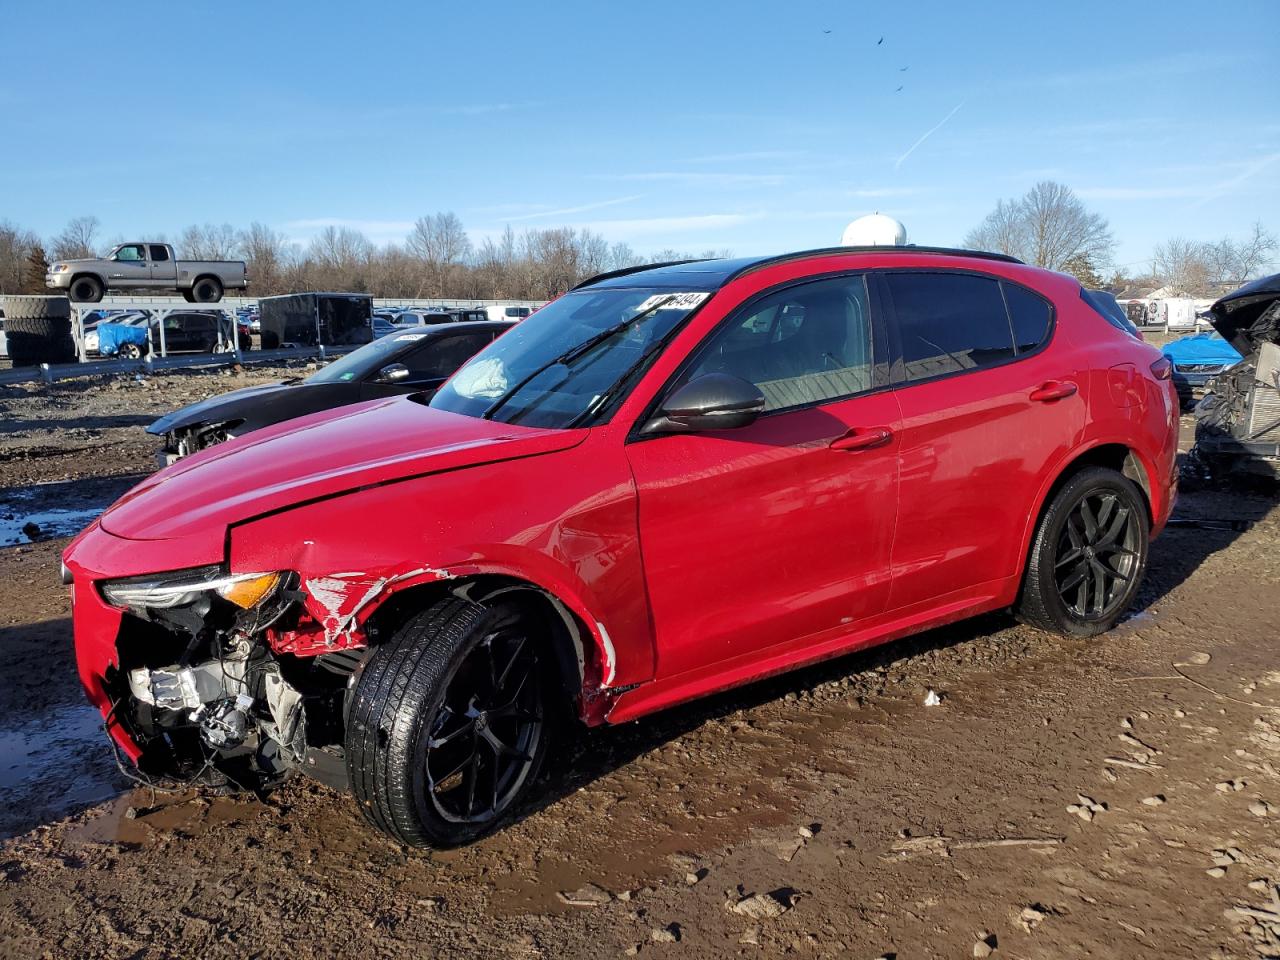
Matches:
[1161,332,1241,366]
[97,322,149,357]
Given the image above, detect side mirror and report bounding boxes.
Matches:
[376,363,410,383]
[643,373,765,435]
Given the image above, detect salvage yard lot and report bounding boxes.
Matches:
[1,369,1279,960]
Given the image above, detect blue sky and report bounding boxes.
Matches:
[3,0,1278,272]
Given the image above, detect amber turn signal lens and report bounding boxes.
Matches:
[218,573,281,609]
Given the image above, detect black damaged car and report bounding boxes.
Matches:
[149,320,513,464]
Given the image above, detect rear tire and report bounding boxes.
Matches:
[191,276,223,303]
[1017,466,1149,637]
[69,276,104,303]
[345,595,552,848]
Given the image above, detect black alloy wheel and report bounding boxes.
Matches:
[1053,490,1141,620]
[422,625,544,824]
[345,595,553,847]
[1017,466,1150,637]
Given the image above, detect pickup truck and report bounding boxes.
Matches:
[46,242,248,303]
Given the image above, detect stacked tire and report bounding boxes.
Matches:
[2,296,77,367]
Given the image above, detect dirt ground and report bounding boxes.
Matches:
[1,365,1279,960]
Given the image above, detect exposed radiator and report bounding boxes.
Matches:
[1247,386,1280,441]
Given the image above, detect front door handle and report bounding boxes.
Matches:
[830,427,893,451]
[1029,380,1078,402]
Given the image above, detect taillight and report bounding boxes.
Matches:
[1150,357,1173,380]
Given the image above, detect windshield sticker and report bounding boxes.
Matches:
[394,333,429,341]
[634,291,709,314]
[450,356,508,398]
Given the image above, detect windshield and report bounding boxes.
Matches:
[430,288,710,428]
[306,331,425,384]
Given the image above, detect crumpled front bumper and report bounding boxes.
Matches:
[63,520,225,764]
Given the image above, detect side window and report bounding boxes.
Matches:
[885,272,1014,381]
[1004,283,1053,352]
[149,245,170,262]
[116,244,145,262]
[405,333,490,380]
[681,275,873,412]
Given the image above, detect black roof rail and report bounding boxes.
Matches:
[572,259,707,291]
[725,245,1023,284]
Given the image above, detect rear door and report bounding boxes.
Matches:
[880,269,1085,611]
[148,245,176,284]
[626,273,901,681]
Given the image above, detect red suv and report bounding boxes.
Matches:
[64,246,1179,847]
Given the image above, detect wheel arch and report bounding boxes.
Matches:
[190,274,224,301]
[1018,441,1155,574]
[69,272,105,299]
[359,570,617,725]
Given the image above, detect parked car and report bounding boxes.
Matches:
[65,246,1178,848]
[148,321,513,463]
[1161,332,1242,407]
[1192,273,1280,478]
[372,315,400,338]
[82,311,151,355]
[46,243,248,303]
[395,310,457,326]
[482,304,535,323]
[153,310,239,354]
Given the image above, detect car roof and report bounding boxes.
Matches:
[576,246,1023,292]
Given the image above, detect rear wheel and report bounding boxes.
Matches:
[345,595,552,847]
[191,276,223,303]
[1017,466,1149,637]
[69,276,104,303]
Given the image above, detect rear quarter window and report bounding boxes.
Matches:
[1002,282,1053,353]
[885,272,1015,381]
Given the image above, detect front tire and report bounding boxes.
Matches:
[69,276,104,303]
[1017,466,1149,637]
[345,596,551,848]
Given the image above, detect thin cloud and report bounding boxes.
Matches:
[595,172,790,187]
[846,187,924,198]
[501,195,644,222]
[683,150,807,164]
[895,100,966,170]
[286,217,414,234]
[1189,151,1280,208]
[572,213,761,236]
[1075,151,1280,206]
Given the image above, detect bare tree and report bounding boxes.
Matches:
[51,216,100,260]
[1206,221,1277,287]
[237,223,293,295]
[181,223,240,260]
[408,212,473,297]
[964,182,1114,272]
[0,221,37,294]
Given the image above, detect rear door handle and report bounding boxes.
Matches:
[830,427,893,451]
[1029,380,1078,402]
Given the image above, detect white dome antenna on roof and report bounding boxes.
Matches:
[840,213,907,247]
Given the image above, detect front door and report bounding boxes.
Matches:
[106,244,150,287]
[626,273,901,681]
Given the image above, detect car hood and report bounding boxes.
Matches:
[101,396,586,543]
[1209,272,1280,356]
[147,381,300,434]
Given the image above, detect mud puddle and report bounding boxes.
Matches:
[0,476,137,546]
[0,701,123,839]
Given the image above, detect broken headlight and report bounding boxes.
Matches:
[101,565,283,612]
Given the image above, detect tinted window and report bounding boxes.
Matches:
[681,275,873,412]
[405,333,490,380]
[886,272,1014,381]
[149,245,170,262]
[1003,283,1052,352]
[1080,288,1139,339]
